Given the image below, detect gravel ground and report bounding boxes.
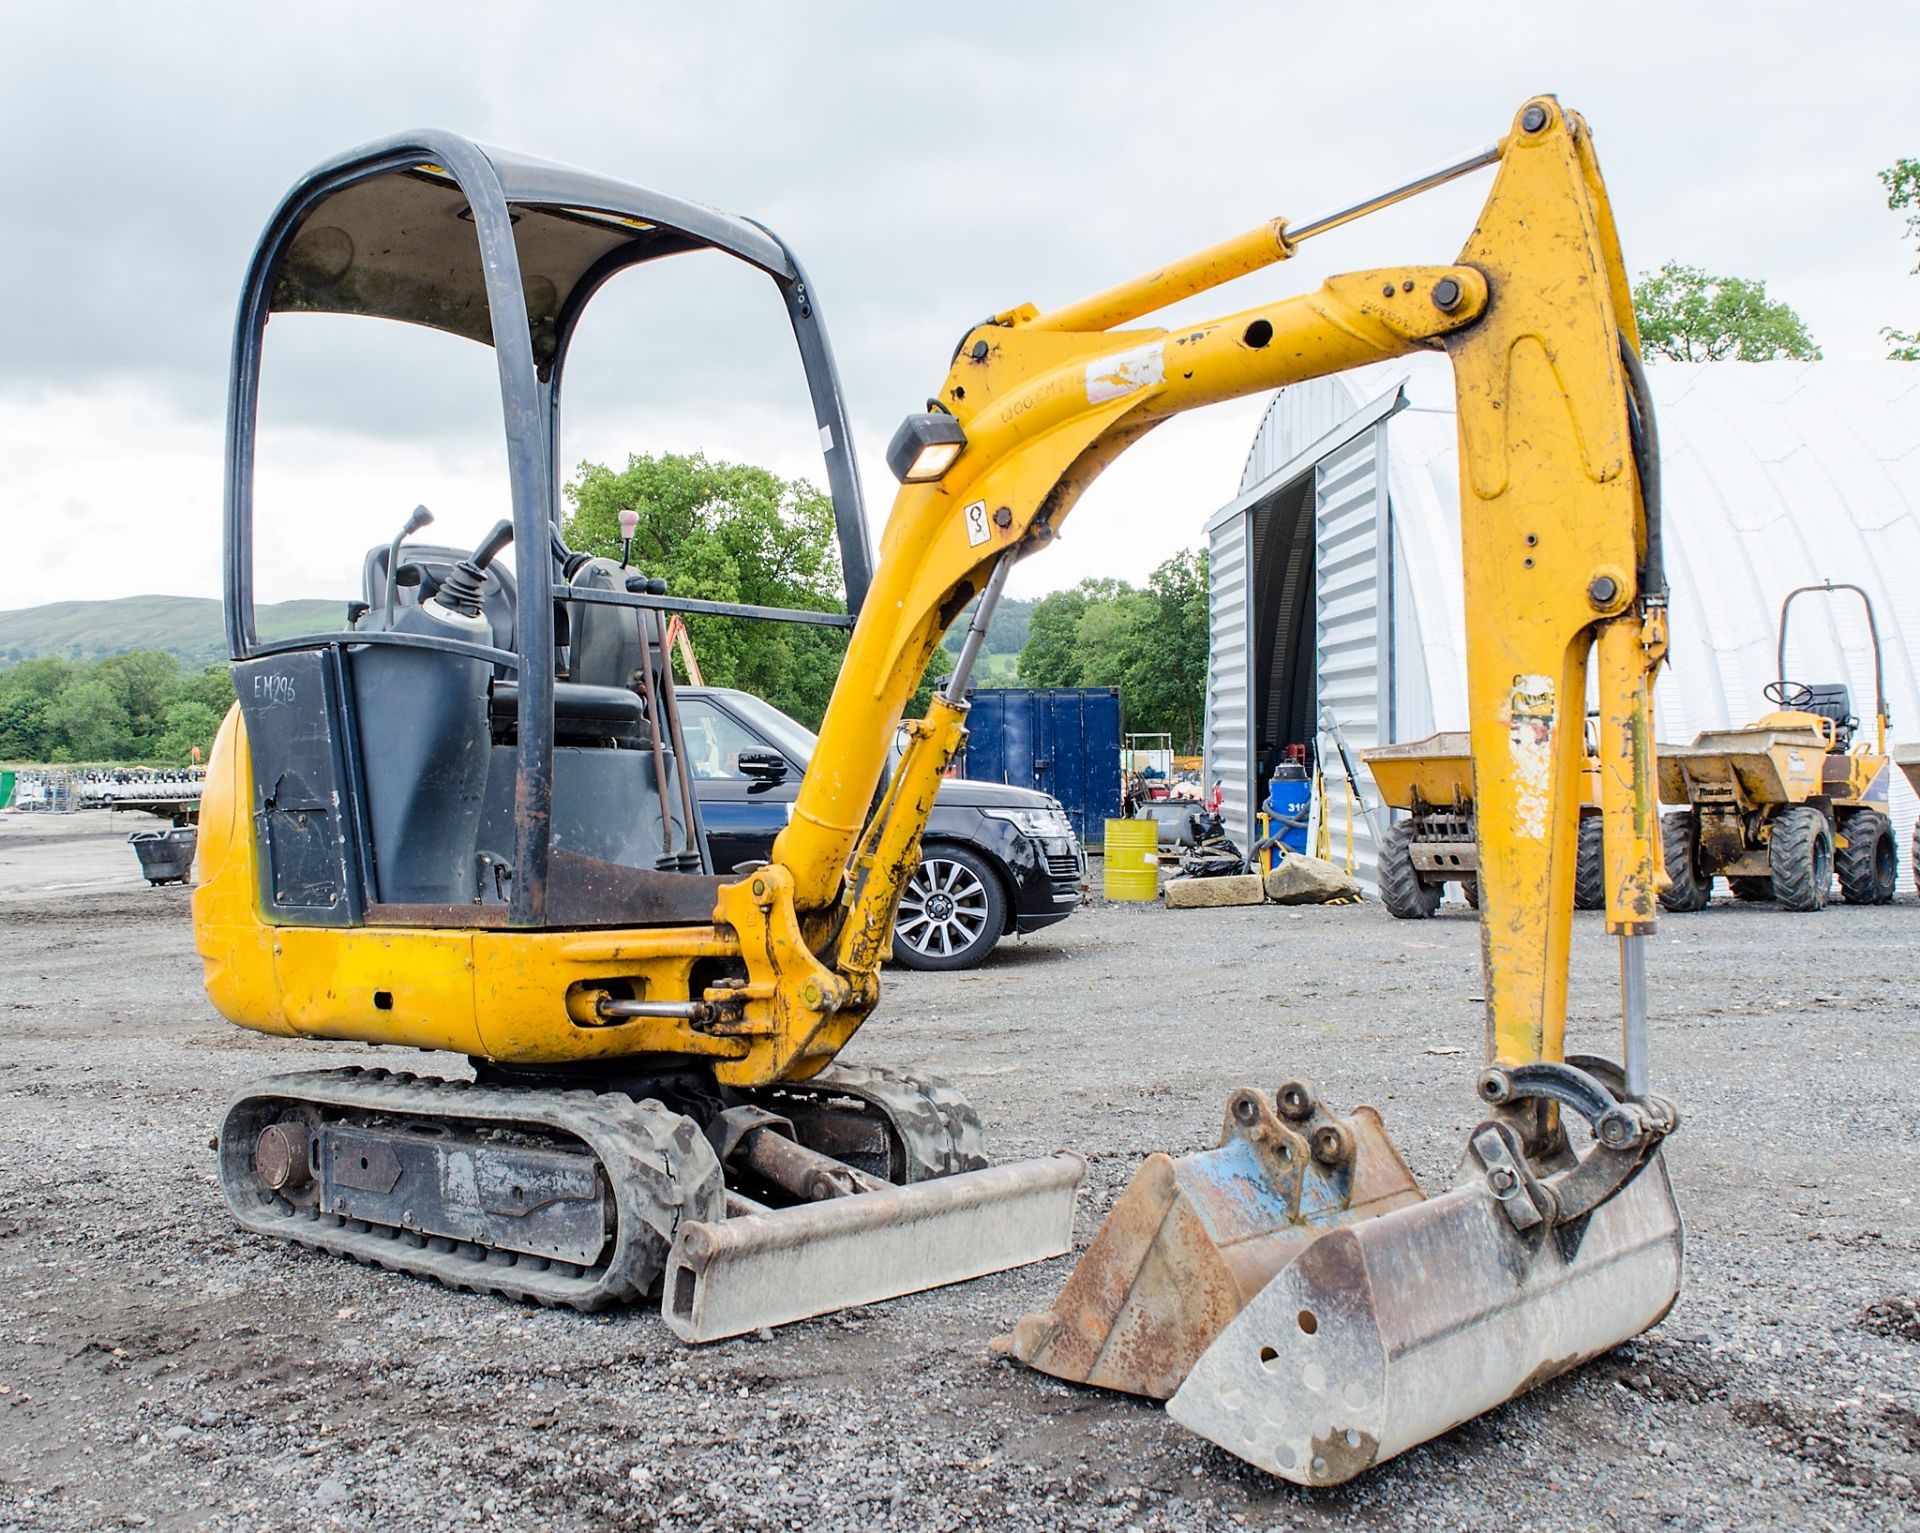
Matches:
[1,811,1916,1532]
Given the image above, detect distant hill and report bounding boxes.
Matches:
[0,594,343,671]
[2,589,1033,677]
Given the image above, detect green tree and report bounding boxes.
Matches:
[0,656,78,701]
[1073,587,1153,689]
[1631,261,1821,362]
[1880,157,1920,361]
[1016,579,1134,687]
[0,691,52,761]
[153,699,225,765]
[172,664,237,716]
[1007,559,1210,751]
[0,651,237,764]
[95,651,181,753]
[565,452,851,727]
[45,677,131,762]
[1125,550,1210,752]
[1016,587,1091,687]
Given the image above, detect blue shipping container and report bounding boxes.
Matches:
[955,687,1123,847]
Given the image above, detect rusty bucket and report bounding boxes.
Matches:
[1007,1060,1685,1487]
[995,1080,1422,1399]
[1169,1148,1683,1484]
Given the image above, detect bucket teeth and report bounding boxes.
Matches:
[996,1082,1422,1399]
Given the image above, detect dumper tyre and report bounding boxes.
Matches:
[1658,811,1710,912]
[1728,876,1773,902]
[1573,814,1606,910]
[1769,806,1833,912]
[1836,809,1896,905]
[1377,821,1440,919]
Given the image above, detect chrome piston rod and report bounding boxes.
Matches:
[1287,144,1501,244]
[1619,933,1650,1098]
[942,553,1015,704]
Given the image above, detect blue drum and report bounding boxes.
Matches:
[1266,763,1312,864]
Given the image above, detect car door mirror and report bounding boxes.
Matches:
[736,748,789,785]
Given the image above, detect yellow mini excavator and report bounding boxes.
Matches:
[196,97,1681,1484]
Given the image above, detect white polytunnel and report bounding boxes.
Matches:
[1205,356,1920,888]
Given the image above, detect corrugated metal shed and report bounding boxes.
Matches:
[1219,356,1920,888]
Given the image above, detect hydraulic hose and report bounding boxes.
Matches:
[1618,337,1665,604]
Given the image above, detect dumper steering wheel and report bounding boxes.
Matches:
[1765,679,1815,709]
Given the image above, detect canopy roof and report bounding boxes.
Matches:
[269,139,792,368]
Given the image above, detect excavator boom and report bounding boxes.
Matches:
[770,98,1663,1086]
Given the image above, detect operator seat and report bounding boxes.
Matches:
[1800,683,1856,751]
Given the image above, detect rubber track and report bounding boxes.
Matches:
[1835,809,1894,905]
[220,1068,724,1312]
[1768,805,1831,912]
[759,1063,988,1182]
[1377,821,1439,919]
[1573,815,1606,910]
[1658,811,1710,912]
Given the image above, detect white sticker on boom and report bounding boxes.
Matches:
[963,500,991,547]
[818,423,834,452]
[1507,673,1555,839]
[1085,341,1165,404]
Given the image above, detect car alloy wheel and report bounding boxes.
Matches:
[896,854,996,966]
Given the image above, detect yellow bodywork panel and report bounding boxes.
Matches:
[196,707,844,1078]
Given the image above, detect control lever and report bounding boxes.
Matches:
[383,504,435,620]
[434,518,515,619]
[618,508,640,569]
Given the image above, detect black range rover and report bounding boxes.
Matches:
[677,687,1085,970]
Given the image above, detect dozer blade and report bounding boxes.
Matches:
[996,1082,1422,1399]
[664,1151,1085,1342]
[1168,1149,1683,1486]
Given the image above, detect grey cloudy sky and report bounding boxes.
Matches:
[1,2,1915,611]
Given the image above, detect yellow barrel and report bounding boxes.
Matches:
[1103,817,1161,901]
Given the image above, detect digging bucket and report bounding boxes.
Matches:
[995,1081,1422,1400]
[1168,1142,1683,1486]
